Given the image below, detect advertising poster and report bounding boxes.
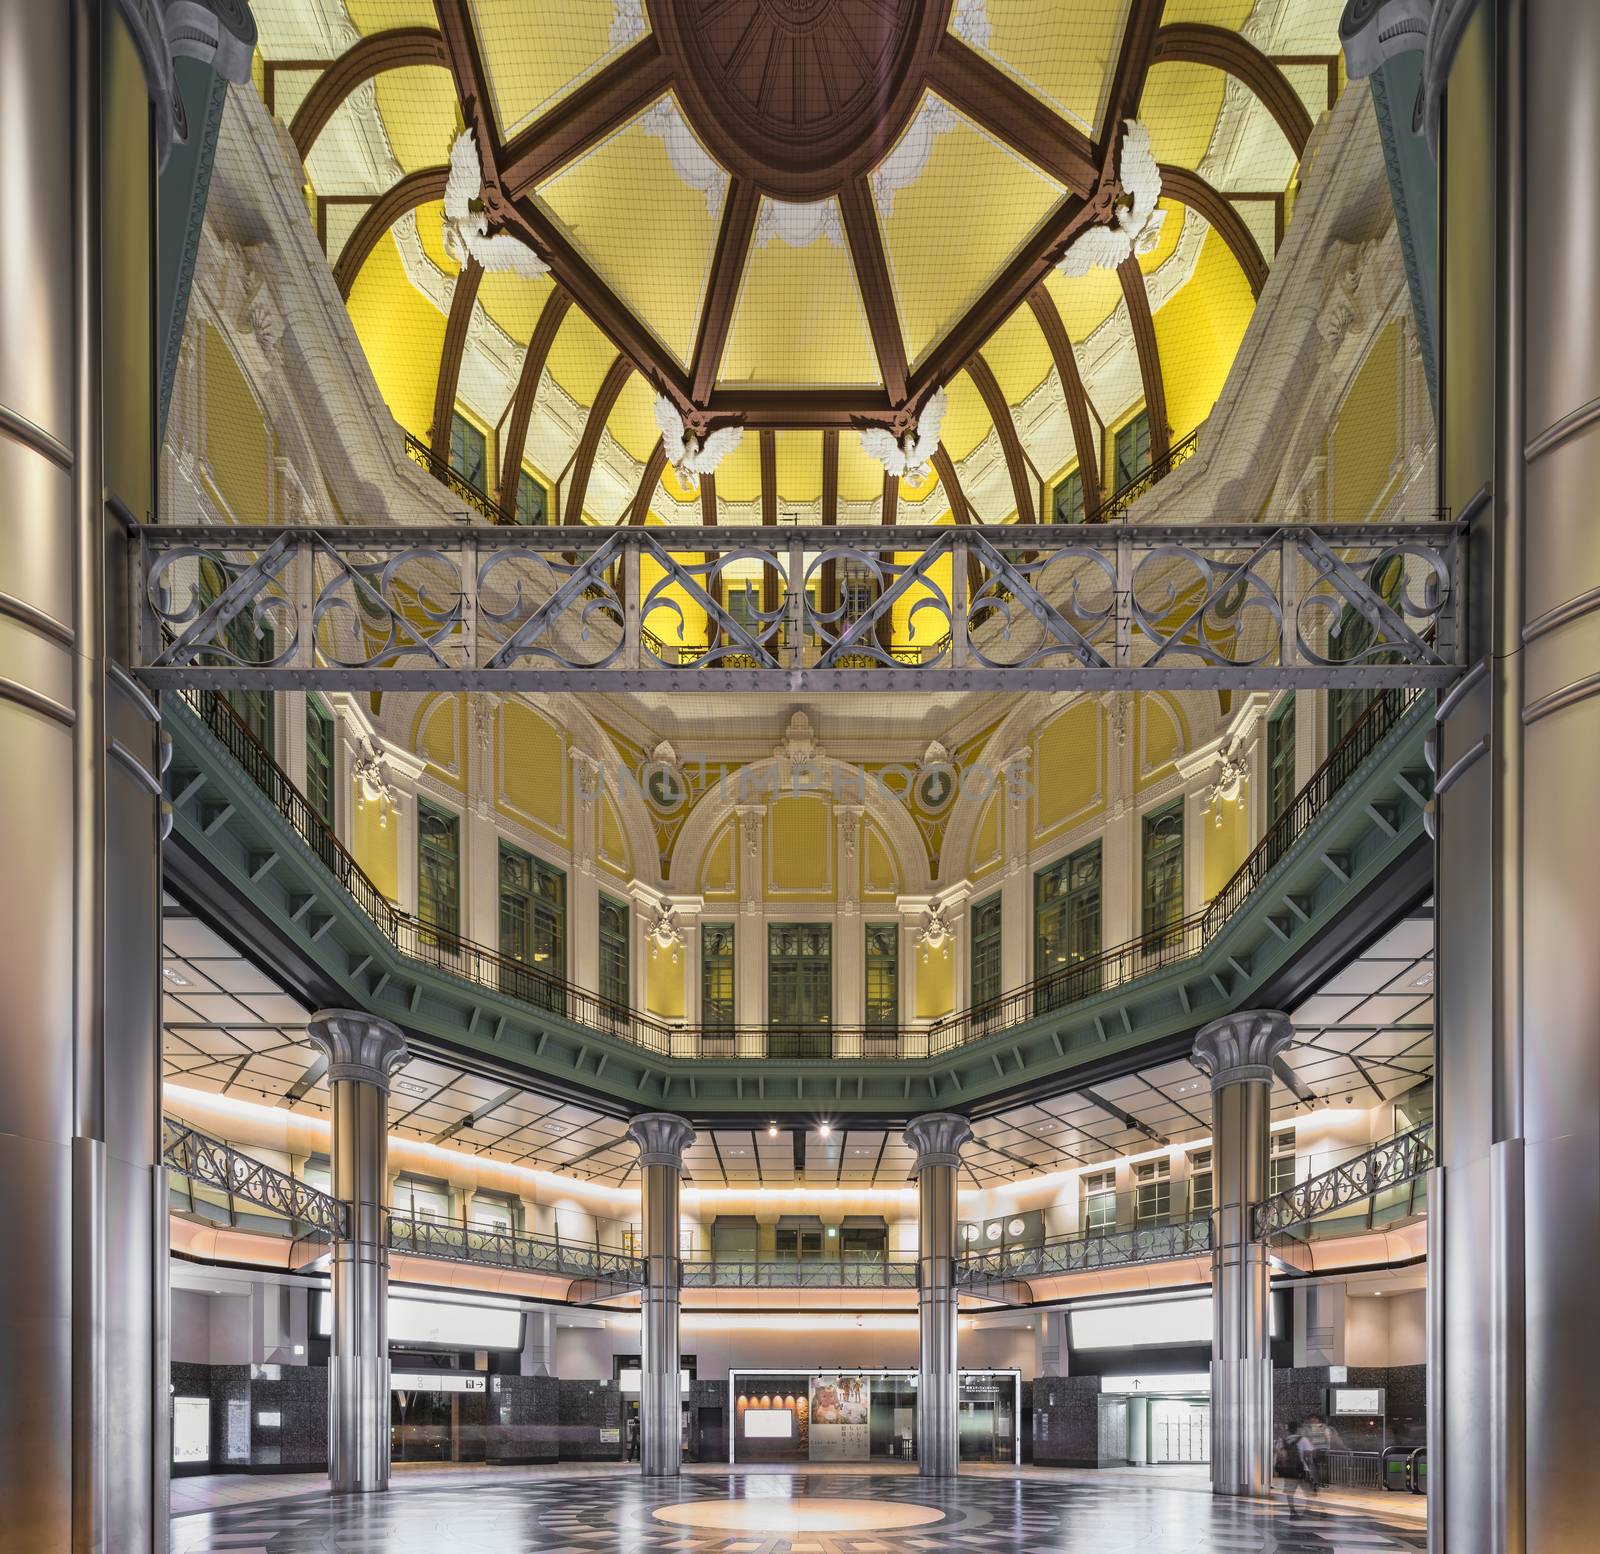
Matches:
[809,1374,870,1461]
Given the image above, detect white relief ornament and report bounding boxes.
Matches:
[949,0,993,48]
[755,198,845,249]
[353,740,397,827]
[918,899,954,961]
[839,807,860,862]
[609,0,647,48]
[640,97,730,218]
[871,96,957,220]
[1204,739,1251,827]
[647,897,681,963]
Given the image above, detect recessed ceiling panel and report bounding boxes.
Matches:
[470,0,652,141]
[719,198,881,389]
[536,95,727,369]
[874,95,1067,368]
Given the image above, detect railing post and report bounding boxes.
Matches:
[622,538,641,671]
[786,535,805,669]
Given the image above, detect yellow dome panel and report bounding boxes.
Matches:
[776,430,824,504]
[838,427,890,503]
[469,0,651,141]
[875,96,1067,369]
[719,199,882,389]
[1140,61,1231,171]
[951,0,1127,136]
[346,229,447,443]
[709,424,761,507]
[608,372,664,465]
[545,305,620,409]
[369,64,461,177]
[347,1,438,33]
[983,304,1054,407]
[940,372,992,464]
[536,96,727,369]
[477,270,558,348]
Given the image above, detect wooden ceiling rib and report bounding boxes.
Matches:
[626,441,668,525]
[925,36,1098,196]
[1159,163,1270,298]
[289,26,448,161]
[432,0,497,146]
[1027,285,1102,504]
[690,179,762,402]
[333,165,448,298]
[1151,22,1315,159]
[838,176,909,404]
[429,259,482,454]
[562,353,633,524]
[497,287,571,502]
[496,39,676,194]
[1097,0,1167,181]
[1118,255,1170,461]
[966,353,1036,523]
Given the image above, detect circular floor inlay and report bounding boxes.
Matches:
[652,1497,946,1534]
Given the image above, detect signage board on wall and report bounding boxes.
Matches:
[390,1372,486,1394]
[809,1374,870,1461]
[1330,1387,1385,1416]
[743,1409,794,1438]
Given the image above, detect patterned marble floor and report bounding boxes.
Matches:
[170,1468,1430,1553]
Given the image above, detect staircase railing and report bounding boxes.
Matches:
[161,1115,348,1238]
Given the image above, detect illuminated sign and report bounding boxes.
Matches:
[1330,1387,1385,1416]
[743,1409,793,1438]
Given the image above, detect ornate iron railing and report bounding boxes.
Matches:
[161,1116,348,1238]
[1252,1122,1435,1238]
[929,685,1425,1049]
[386,1213,645,1284]
[1090,428,1201,523]
[955,1215,1213,1285]
[681,1256,919,1289]
[136,519,1463,692]
[172,673,1426,1065]
[403,431,523,526]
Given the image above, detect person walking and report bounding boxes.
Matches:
[1275,1420,1317,1518]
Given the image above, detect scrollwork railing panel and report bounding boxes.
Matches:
[161,1117,347,1238]
[386,1214,645,1285]
[954,1215,1212,1285]
[138,521,1463,691]
[1252,1123,1435,1238]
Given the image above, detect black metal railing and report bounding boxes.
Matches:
[162,1116,348,1238]
[404,431,523,527]
[929,684,1423,1051]
[955,1214,1212,1284]
[387,1213,645,1284]
[1252,1121,1435,1239]
[174,675,1423,1065]
[1089,428,1201,523]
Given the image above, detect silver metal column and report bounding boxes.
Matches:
[904,1112,973,1478]
[625,1112,695,1476]
[1192,1010,1293,1498]
[306,1011,409,1494]
[0,4,170,1549]
[1429,3,1600,1550]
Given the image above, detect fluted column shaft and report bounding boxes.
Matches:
[1193,1011,1294,1497]
[306,1012,410,1494]
[626,1113,695,1475]
[904,1112,973,1477]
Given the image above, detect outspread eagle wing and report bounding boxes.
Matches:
[1056,221,1132,278]
[1118,118,1163,230]
[653,394,687,452]
[467,231,549,278]
[444,129,481,224]
[859,426,907,477]
[686,424,743,476]
[907,388,947,467]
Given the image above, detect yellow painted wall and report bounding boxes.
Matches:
[969,793,1002,880]
[1329,320,1402,520]
[915,946,955,1021]
[644,942,685,1020]
[201,323,271,520]
[497,701,568,843]
[862,824,899,902]
[1152,226,1259,444]
[350,776,399,902]
[1032,700,1105,838]
[702,821,737,899]
[412,695,464,790]
[345,230,447,443]
[1203,791,1251,899]
[1135,694,1187,792]
[766,796,834,900]
[598,793,630,879]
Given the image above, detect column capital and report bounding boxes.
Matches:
[903,1112,973,1173]
[1191,1009,1294,1090]
[627,1111,696,1168]
[306,1010,411,1091]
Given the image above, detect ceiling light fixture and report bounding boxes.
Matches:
[818,1122,832,1139]
[162,967,190,986]
[768,1122,779,1138]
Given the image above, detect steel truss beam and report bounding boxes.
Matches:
[136,521,1464,693]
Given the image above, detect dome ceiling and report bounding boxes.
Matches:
[256,0,1344,522]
